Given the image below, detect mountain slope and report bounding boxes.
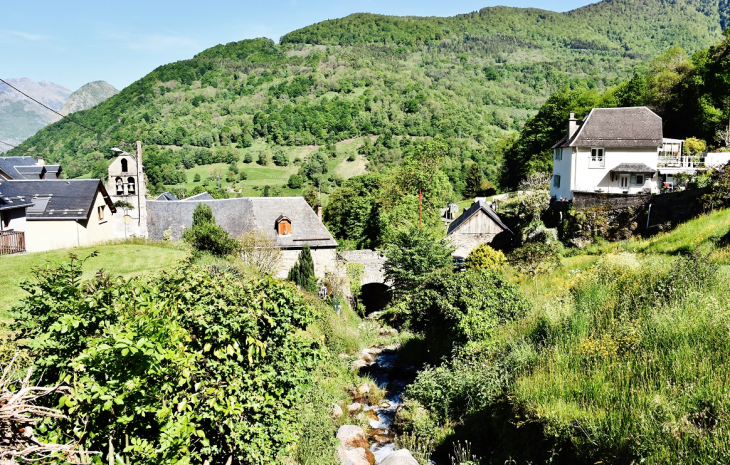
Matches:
[0,78,70,152]
[8,0,730,192]
[60,81,118,116]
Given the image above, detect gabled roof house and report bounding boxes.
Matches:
[0,179,116,252]
[551,107,676,200]
[447,199,514,257]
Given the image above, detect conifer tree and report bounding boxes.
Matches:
[288,245,316,293]
[464,163,483,198]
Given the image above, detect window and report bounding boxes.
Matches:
[554,149,562,161]
[553,174,561,188]
[98,205,105,221]
[635,174,645,185]
[121,158,128,173]
[590,148,605,168]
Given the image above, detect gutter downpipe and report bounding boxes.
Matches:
[646,203,652,231]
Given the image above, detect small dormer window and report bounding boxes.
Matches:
[276,215,291,235]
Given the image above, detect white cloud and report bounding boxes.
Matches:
[2,30,49,41]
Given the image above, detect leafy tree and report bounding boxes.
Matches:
[288,245,317,293]
[183,204,240,256]
[238,171,248,181]
[465,244,506,272]
[383,226,454,297]
[323,174,383,249]
[226,170,236,183]
[288,174,303,189]
[194,173,201,182]
[303,184,318,208]
[243,152,253,163]
[272,149,289,166]
[257,151,270,166]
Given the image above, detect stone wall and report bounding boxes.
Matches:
[572,191,651,212]
[547,188,709,243]
[275,248,339,280]
[339,250,387,285]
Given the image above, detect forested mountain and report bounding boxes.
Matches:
[8,0,730,191]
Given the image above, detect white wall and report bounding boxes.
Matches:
[25,193,116,253]
[552,146,659,200]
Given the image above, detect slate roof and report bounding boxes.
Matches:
[183,192,214,201]
[447,200,513,236]
[611,163,656,174]
[155,192,179,201]
[0,192,33,212]
[553,107,663,149]
[147,196,337,248]
[0,180,115,220]
[0,156,43,180]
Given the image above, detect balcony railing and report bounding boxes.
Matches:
[657,155,705,169]
[0,230,25,255]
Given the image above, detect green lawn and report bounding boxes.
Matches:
[0,241,187,315]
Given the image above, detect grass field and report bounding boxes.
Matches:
[0,240,187,315]
[166,138,369,201]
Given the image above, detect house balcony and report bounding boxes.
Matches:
[0,230,25,255]
[657,155,705,169]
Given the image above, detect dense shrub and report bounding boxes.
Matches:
[464,244,506,271]
[12,257,319,464]
[183,204,240,256]
[288,245,317,293]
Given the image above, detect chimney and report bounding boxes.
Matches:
[317,203,322,221]
[568,112,578,139]
[36,156,45,167]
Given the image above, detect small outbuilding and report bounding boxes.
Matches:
[446,199,514,258]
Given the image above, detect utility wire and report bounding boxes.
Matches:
[0,140,18,149]
[0,78,100,134]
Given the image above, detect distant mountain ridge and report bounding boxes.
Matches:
[8,0,730,188]
[0,78,116,152]
[60,81,119,116]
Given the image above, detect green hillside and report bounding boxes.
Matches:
[7,0,730,196]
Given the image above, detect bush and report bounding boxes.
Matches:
[273,150,289,166]
[464,244,506,271]
[12,257,319,465]
[288,174,303,189]
[243,152,253,163]
[182,204,240,256]
[194,173,201,182]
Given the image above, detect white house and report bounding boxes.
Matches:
[550,107,681,200]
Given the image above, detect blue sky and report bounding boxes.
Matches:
[2,0,593,91]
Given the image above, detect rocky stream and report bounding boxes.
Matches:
[336,338,437,465]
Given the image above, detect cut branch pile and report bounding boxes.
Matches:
[0,355,94,464]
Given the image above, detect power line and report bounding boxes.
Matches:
[0,78,100,135]
[0,140,18,149]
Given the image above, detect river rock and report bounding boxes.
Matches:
[379,449,418,465]
[339,446,375,465]
[347,402,362,414]
[379,327,398,336]
[352,359,369,371]
[337,425,375,465]
[332,403,343,418]
[357,383,371,395]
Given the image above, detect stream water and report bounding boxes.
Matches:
[360,347,436,464]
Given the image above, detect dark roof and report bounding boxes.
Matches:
[183,192,214,201]
[44,165,62,177]
[0,156,43,180]
[0,192,33,212]
[447,200,513,236]
[155,192,179,201]
[554,107,663,149]
[611,163,656,174]
[147,197,337,248]
[0,180,115,220]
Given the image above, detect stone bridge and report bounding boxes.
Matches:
[338,249,387,285]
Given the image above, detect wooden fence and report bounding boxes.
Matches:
[0,230,25,255]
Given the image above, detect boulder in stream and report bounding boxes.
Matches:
[379,449,419,465]
[337,425,375,465]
